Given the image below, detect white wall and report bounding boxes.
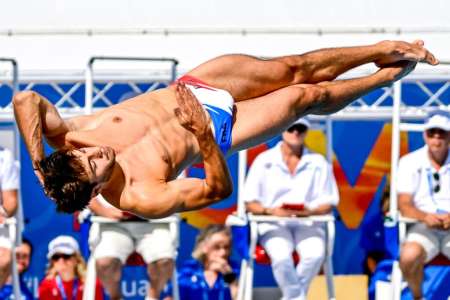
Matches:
[0,0,449,73]
[1,0,449,29]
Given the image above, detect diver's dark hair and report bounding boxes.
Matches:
[39,148,95,213]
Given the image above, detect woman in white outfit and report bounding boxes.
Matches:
[244,118,339,300]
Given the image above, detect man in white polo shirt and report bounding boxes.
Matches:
[0,147,20,288]
[244,118,339,300]
[397,110,450,300]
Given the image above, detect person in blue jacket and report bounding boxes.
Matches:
[162,224,240,300]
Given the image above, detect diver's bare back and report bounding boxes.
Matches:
[66,87,200,207]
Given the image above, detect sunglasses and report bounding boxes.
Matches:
[51,253,73,261]
[287,124,307,134]
[432,172,440,193]
[426,128,448,138]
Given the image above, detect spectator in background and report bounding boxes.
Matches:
[162,224,240,300]
[38,235,103,300]
[89,195,175,300]
[0,146,20,288]
[0,238,34,299]
[397,110,450,300]
[244,118,339,300]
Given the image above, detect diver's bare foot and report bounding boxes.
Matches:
[375,40,439,66]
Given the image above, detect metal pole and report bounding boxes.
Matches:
[171,60,178,82]
[85,59,94,115]
[390,81,402,300]
[389,81,402,220]
[0,58,22,300]
[85,57,179,114]
[326,116,333,163]
[237,150,247,219]
[7,218,21,300]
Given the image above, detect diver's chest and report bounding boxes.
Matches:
[97,112,153,142]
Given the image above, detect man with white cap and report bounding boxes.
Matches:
[243,118,339,300]
[397,110,450,300]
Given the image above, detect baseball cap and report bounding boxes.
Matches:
[424,110,450,132]
[47,235,80,259]
[291,117,311,129]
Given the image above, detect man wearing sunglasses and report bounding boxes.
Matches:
[244,118,339,300]
[397,110,450,300]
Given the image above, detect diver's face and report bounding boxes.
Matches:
[72,146,115,184]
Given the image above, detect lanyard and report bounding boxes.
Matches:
[198,272,224,300]
[426,169,445,213]
[56,276,78,300]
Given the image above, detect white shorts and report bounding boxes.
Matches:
[91,222,176,264]
[405,222,450,262]
[0,226,12,249]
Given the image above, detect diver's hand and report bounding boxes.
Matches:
[377,60,417,83]
[174,82,212,140]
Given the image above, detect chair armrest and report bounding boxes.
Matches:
[91,215,179,224]
[247,213,334,223]
[398,215,419,224]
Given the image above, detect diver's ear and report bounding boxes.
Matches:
[91,184,103,198]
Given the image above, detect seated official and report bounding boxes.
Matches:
[397,110,450,300]
[162,224,240,300]
[38,235,103,300]
[244,118,339,300]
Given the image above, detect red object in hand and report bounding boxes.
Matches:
[254,244,300,266]
[254,244,272,265]
[122,211,136,218]
[121,211,144,221]
[281,203,305,211]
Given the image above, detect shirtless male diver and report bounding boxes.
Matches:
[14,40,438,219]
